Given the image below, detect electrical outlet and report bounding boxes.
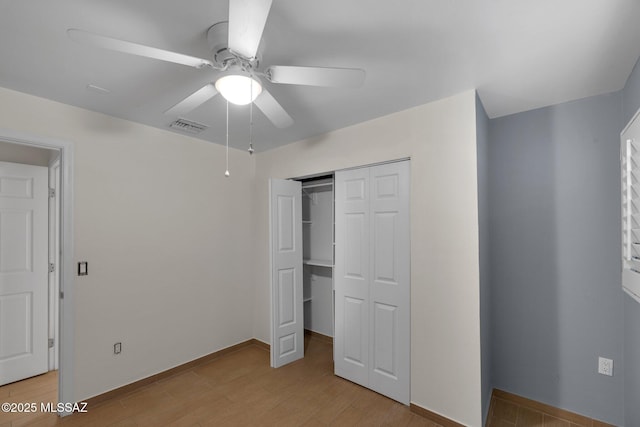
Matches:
[114,342,122,355]
[598,357,613,376]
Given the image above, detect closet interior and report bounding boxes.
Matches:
[300,176,334,340]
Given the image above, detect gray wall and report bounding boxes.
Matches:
[623,56,640,124]
[476,93,492,424]
[488,92,625,425]
[623,56,640,427]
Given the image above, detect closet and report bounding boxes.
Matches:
[269,160,410,405]
[301,177,334,339]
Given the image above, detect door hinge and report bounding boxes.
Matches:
[48,338,54,348]
[49,263,55,273]
[49,187,55,198]
[59,291,64,299]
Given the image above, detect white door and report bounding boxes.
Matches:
[367,161,410,404]
[269,178,304,368]
[334,167,370,386]
[0,161,49,385]
[335,161,410,405]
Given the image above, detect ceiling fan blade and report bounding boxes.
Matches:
[266,66,366,88]
[254,89,293,128]
[67,29,214,69]
[228,0,272,60]
[164,84,218,116]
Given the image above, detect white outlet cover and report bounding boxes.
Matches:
[598,357,613,376]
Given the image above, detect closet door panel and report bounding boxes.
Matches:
[345,213,367,279]
[335,161,410,405]
[372,301,397,376]
[369,161,410,405]
[269,179,304,368]
[373,212,398,284]
[343,296,366,365]
[335,168,370,386]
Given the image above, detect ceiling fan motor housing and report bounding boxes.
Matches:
[207,21,263,70]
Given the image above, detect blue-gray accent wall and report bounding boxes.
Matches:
[487,92,625,425]
[622,56,640,427]
[476,93,491,424]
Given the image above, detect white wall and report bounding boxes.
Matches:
[0,87,255,400]
[0,140,56,166]
[252,91,482,426]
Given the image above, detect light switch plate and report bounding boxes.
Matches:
[78,261,88,276]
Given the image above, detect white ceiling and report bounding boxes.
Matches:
[1,0,639,152]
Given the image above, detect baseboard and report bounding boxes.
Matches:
[85,339,263,407]
[491,389,615,427]
[251,338,270,351]
[410,403,465,427]
[304,329,333,344]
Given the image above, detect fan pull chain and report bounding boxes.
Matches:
[225,100,230,178]
[248,80,254,155]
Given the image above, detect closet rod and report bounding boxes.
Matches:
[301,181,333,189]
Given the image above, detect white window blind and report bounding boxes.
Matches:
[622,108,640,303]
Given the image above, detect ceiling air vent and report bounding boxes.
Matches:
[169,118,209,135]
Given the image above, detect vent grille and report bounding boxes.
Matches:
[169,118,209,135]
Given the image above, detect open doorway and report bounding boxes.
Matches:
[0,131,74,414]
[0,142,60,396]
[299,176,335,350]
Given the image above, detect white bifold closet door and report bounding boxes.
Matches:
[334,161,410,405]
[269,178,304,368]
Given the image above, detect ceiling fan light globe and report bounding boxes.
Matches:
[215,74,262,105]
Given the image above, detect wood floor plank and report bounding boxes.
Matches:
[0,336,430,426]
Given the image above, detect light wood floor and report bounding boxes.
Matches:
[1,335,440,427]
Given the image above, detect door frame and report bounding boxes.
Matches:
[48,156,61,371]
[0,128,75,413]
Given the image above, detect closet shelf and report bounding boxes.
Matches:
[303,259,334,268]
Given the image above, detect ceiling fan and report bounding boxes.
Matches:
[67,0,366,133]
